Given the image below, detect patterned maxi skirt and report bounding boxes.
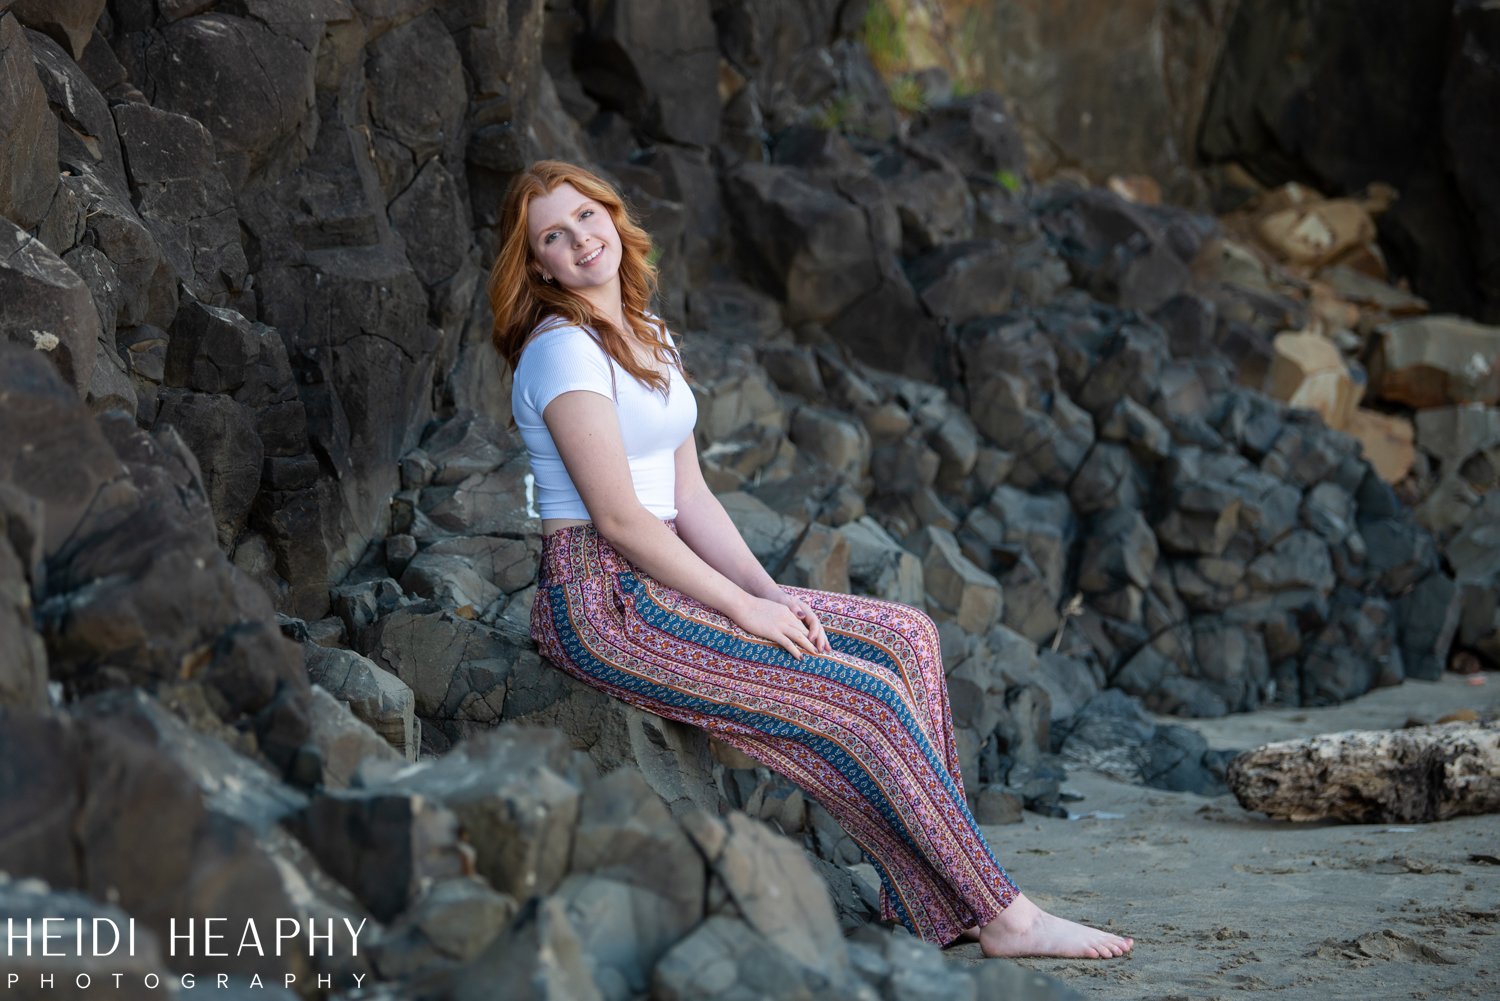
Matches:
[529,519,1022,946]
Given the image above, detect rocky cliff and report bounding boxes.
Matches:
[1,2,1497,998]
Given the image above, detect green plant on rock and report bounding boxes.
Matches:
[860,0,907,75]
[889,75,927,115]
[994,168,1022,193]
[812,95,857,132]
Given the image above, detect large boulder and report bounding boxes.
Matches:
[0,13,59,229]
[0,219,100,396]
[1368,315,1500,409]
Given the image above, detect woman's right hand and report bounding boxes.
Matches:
[729,595,820,661]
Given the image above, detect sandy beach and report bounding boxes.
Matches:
[946,672,1500,1000]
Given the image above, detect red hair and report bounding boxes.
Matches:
[487,160,680,397]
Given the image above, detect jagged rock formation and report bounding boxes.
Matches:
[0,0,1490,996]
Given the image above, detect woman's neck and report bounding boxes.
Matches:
[576,280,627,334]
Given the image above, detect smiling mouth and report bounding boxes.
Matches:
[577,246,603,265]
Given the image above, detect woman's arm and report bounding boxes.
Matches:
[543,389,819,659]
[670,434,779,599]
[672,435,832,654]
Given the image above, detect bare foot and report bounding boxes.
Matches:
[976,893,1133,959]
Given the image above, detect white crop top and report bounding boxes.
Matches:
[511,315,698,520]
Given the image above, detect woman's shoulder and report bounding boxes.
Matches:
[518,318,603,361]
[642,310,680,348]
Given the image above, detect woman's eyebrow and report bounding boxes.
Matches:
[539,201,594,235]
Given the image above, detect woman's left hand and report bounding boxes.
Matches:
[766,587,832,655]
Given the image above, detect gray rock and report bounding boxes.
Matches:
[354,726,588,903]
[448,895,603,1001]
[153,388,263,551]
[113,99,248,302]
[781,523,853,592]
[306,642,420,759]
[711,813,851,980]
[1395,572,1461,680]
[0,218,100,396]
[304,682,404,787]
[908,90,1027,179]
[1098,395,1173,461]
[725,161,886,329]
[876,140,975,255]
[1074,322,1168,418]
[907,239,1013,323]
[367,13,467,192]
[13,0,107,59]
[0,699,371,986]
[652,915,834,1001]
[116,10,318,178]
[288,782,471,923]
[1246,530,1335,594]
[256,245,440,617]
[985,485,1076,594]
[716,490,803,571]
[1035,185,1192,313]
[0,484,47,711]
[790,404,871,481]
[0,15,58,230]
[0,874,169,1001]
[1053,689,1233,796]
[906,526,1003,634]
[556,769,707,1000]
[501,666,722,820]
[1155,482,1241,557]
[995,555,1063,646]
[839,517,925,605]
[359,603,521,739]
[1068,442,1148,514]
[399,548,504,615]
[973,785,1024,825]
[1078,507,1158,594]
[368,876,518,983]
[881,927,978,1001]
[576,0,719,146]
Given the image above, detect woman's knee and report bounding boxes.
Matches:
[873,599,941,652]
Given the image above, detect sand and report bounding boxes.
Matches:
[945,671,1500,1000]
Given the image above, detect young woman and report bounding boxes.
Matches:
[486,159,1132,960]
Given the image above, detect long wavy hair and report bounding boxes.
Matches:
[488,160,681,402]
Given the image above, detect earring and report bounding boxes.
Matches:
[541,274,554,284]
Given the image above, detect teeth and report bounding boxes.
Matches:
[578,247,602,264]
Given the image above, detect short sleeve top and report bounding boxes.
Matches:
[511,314,697,520]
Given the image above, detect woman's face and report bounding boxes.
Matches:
[525,181,622,293]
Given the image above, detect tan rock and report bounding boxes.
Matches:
[1308,283,1363,333]
[1106,173,1162,206]
[1265,331,1362,429]
[1256,199,1377,267]
[1348,408,1416,483]
[1369,315,1500,408]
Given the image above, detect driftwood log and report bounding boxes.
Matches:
[1226,723,1500,823]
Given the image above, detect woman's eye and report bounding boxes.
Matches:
[581,209,593,218]
[544,232,557,243]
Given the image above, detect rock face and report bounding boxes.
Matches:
[1199,0,1500,321]
[0,0,1483,995]
[1226,723,1500,823]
